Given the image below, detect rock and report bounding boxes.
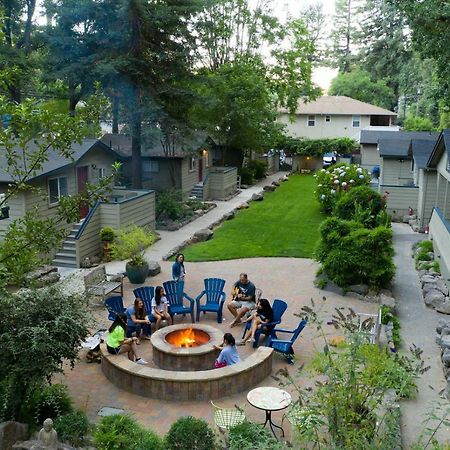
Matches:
[223,211,235,221]
[348,284,369,295]
[442,327,450,336]
[167,223,179,231]
[423,282,439,296]
[281,176,288,182]
[379,288,393,297]
[428,252,435,259]
[428,269,440,277]
[436,334,442,345]
[379,293,396,309]
[263,185,276,192]
[403,214,413,223]
[345,292,364,301]
[421,274,439,285]
[194,209,204,215]
[0,421,28,450]
[251,193,264,201]
[240,184,249,189]
[412,224,420,232]
[90,255,101,265]
[193,228,214,242]
[437,319,450,334]
[424,289,447,309]
[147,261,161,277]
[437,301,450,315]
[24,266,57,281]
[417,270,427,278]
[272,181,280,186]
[237,202,249,209]
[440,335,450,349]
[409,219,418,227]
[80,257,91,269]
[34,272,60,287]
[424,280,449,296]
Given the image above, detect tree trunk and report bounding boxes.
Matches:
[131,86,142,189]
[112,95,119,134]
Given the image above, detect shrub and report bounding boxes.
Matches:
[23,383,73,425]
[316,218,395,289]
[93,414,164,450]
[417,240,434,253]
[334,186,385,228]
[238,167,255,185]
[54,411,91,447]
[156,189,184,221]
[228,421,283,450]
[165,416,215,450]
[315,164,371,213]
[381,305,401,348]
[100,227,115,242]
[246,159,267,180]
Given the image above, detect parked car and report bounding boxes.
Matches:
[323,152,337,168]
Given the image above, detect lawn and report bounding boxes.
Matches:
[182,174,324,261]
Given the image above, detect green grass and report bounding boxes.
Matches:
[183,174,324,261]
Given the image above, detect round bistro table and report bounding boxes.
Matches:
[247,386,292,438]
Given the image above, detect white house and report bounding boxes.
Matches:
[278,96,397,141]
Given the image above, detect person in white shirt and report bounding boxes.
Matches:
[151,285,173,330]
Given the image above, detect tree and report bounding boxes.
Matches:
[329,68,395,109]
[403,115,436,132]
[300,2,328,63]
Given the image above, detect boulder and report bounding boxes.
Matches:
[348,284,369,295]
[251,193,264,202]
[428,269,441,277]
[424,289,447,309]
[379,293,396,309]
[281,176,288,182]
[0,421,28,450]
[33,272,61,287]
[412,224,420,232]
[421,274,439,285]
[437,301,450,315]
[147,261,161,277]
[237,202,249,209]
[417,270,428,278]
[442,327,450,336]
[194,209,204,215]
[24,265,57,282]
[345,292,365,301]
[263,185,276,192]
[193,228,214,242]
[437,319,450,334]
[223,211,235,221]
[440,335,450,349]
[272,181,280,186]
[80,257,92,269]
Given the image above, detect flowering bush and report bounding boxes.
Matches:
[314,163,371,213]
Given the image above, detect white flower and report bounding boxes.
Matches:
[318,184,322,187]
[350,179,355,183]
[330,189,336,194]
[340,172,346,177]
[359,174,364,179]
[321,169,326,172]
[356,167,363,173]
[334,179,340,184]
[342,182,347,187]
[321,194,326,200]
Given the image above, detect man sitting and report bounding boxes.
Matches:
[227,273,256,327]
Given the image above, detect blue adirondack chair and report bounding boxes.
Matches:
[195,278,226,323]
[163,280,195,323]
[266,319,307,364]
[133,287,156,323]
[105,296,126,321]
[242,299,288,348]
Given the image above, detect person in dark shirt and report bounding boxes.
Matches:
[239,298,274,345]
[227,273,256,327]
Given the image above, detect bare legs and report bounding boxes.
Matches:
[118,338,141,361]
[228,302,250,327]
[154,311,173,330]
[241,316,263,344]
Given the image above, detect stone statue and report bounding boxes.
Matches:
[29,418,58,450]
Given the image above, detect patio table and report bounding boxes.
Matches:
[247,386,292,438]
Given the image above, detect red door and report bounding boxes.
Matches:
[77,166,89,218]
[198,157,203,182]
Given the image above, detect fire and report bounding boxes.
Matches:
[166,328,210,348]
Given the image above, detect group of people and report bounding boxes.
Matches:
[106,254,274,368]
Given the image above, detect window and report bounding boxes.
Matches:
[307,115,315,127]
[352,115,361,127]
[98,167,106,179]
[142,160,159,174]
[48,177,68,205]
[189,157,196,171]
[325,115,331,123]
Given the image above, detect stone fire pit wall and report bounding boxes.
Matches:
[101,346,273,401]
[151,324,223,371]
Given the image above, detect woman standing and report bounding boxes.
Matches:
[106,313,148,364]
[172,253,186,282]
[239,298,274,345]
[151,286,173,330]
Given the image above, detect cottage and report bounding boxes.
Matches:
[278,96,397,141]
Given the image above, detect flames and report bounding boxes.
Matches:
[166,328,210,348]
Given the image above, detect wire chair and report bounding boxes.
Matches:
[211,401,246,433]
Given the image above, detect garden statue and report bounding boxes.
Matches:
[30,418,58,449]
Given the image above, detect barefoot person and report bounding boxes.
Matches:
[151,286,173,330]
[239,298,274,345]
[106,313,148,364]
[227,273,256,327]
[213,333,240,368]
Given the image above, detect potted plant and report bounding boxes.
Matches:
[100,227,115,261]
[110,226,155,284]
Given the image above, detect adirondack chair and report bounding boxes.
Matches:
[163,280,195,323]
[105,296,126,321]
[242,299,288,348]
[196,278,226,323]
[133,287,156,323]
[266,319,307,364]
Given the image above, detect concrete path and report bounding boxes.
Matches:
[393,223,450,448]
[105,172,288,273]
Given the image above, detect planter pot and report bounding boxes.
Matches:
[126,261,149,284]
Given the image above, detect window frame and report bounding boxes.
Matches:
[325,115,331,123]
[98,167,106,179]
[189,156,197,172]
[307,115,316,127]
[48,176,68,206]
[352,115,361,128]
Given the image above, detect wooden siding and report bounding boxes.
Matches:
[437,152,450,182]
[207,168,238,200]
[360,144,381,170]
[181,158,198,199]
[0,190,26,239]
[430,208,450,291]
[380,184,419,219]
[417,170,438,226]
[381,159,414,186]
[76,204,102,265]
[118,191,155,229]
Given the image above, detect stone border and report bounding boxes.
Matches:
[156,203,217,231]
[101,345,273,401]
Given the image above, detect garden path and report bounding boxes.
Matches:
[393,223,450,447]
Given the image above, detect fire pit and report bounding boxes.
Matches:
[151,324,223,371]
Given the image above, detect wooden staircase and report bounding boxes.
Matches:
[52,219,84,268]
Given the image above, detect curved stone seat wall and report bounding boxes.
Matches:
[101,345,273,401]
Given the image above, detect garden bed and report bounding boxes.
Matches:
[156,201,216,231]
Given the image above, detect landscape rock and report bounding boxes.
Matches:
[437,319,450,334]
[418,269,428,278]
[428,269,440,277]
[424,289,447,308]
[34,272,60,287]
[436,334,442,345]
[281,176,288,182]
[223,211,235,220]
[0,421,28,450]
[193,228,214,242]
[147,261,161,277]
[441,335,450,349]
[437,301,450,315]
[379,293,396,309]
[80,257,92,269]
[345,292,365,301]
[443,349,450,367]
[272,181,280,186]
[24,265,57,281]
[442,327,450,336]
[251,193,264,201]
[421,274,439,285]
[237,202,249,209]
[348,284,369,295]
[263,185,276,192]
[412,224,420,232]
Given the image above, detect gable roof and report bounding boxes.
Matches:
[100,133,210,159]
[360,129,439,145]
[0,138,121,183]
[378,139,411,158]
[411,139,437,169]
[279,96,397,116]
[427,129,450,169]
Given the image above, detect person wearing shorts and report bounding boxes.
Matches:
[227,273,256,327]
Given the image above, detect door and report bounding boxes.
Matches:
[77,166,89,218]
[198,156,203,182]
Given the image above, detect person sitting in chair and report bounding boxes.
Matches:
[239,298,274,345]
[126,298,152,341]
[227,273,256,328]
